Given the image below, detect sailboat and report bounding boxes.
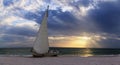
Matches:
[32,6,58,57]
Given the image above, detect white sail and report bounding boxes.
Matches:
[33,6,49,54]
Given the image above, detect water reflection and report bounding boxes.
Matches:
[54,48,95,57]
[79,48,94,57]
[51,48,120,57]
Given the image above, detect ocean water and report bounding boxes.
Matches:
[0,47,120,57]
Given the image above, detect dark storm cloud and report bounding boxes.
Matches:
[12,8,81,36]
[24,11,43,23]
[86,1,120,48]
[1,25,36,37]
[97,39,120,48]
[88,1,120,34]
[14,7,98,36]
[3,0,19,7]
[70,0,90,8]
[48,9,100,36]
[0,34,26,42]
[14,7,43,23]
[6,27,36,37]
[0,34,33,47]
[48,10,80,35]
[3,0,16,6]
[17,8,98,36]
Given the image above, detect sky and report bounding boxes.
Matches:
[0,0,120,48]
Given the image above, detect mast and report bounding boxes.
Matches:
[33,6,49,54]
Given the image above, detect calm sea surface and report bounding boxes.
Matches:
[0,47,120,57]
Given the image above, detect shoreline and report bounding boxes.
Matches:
[0,55,120,65]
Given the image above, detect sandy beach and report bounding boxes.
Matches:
[0,56,120,65]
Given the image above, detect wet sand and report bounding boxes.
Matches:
[0,56,120,65]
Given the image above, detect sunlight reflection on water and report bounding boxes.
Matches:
[79,48,94,57]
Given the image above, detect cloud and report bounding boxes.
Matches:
[3,0,13,6]
[0,16,38,37]
[0,0,120,48]
[0,34,34,47]
[88,0,120,34]
[97,38,120,48]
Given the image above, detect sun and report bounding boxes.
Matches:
[71,36,92,47]
[82,36,91,40]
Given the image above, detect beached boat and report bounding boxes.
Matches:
[31,6,59,57]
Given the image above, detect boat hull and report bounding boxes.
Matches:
[32,50,59,57]
[32,53,58,57]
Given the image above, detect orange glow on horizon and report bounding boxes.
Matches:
[49,33,103,48]
[70,36,92,47]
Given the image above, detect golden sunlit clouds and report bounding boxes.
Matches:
[71,36,92,47]
[49,33,106,48]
